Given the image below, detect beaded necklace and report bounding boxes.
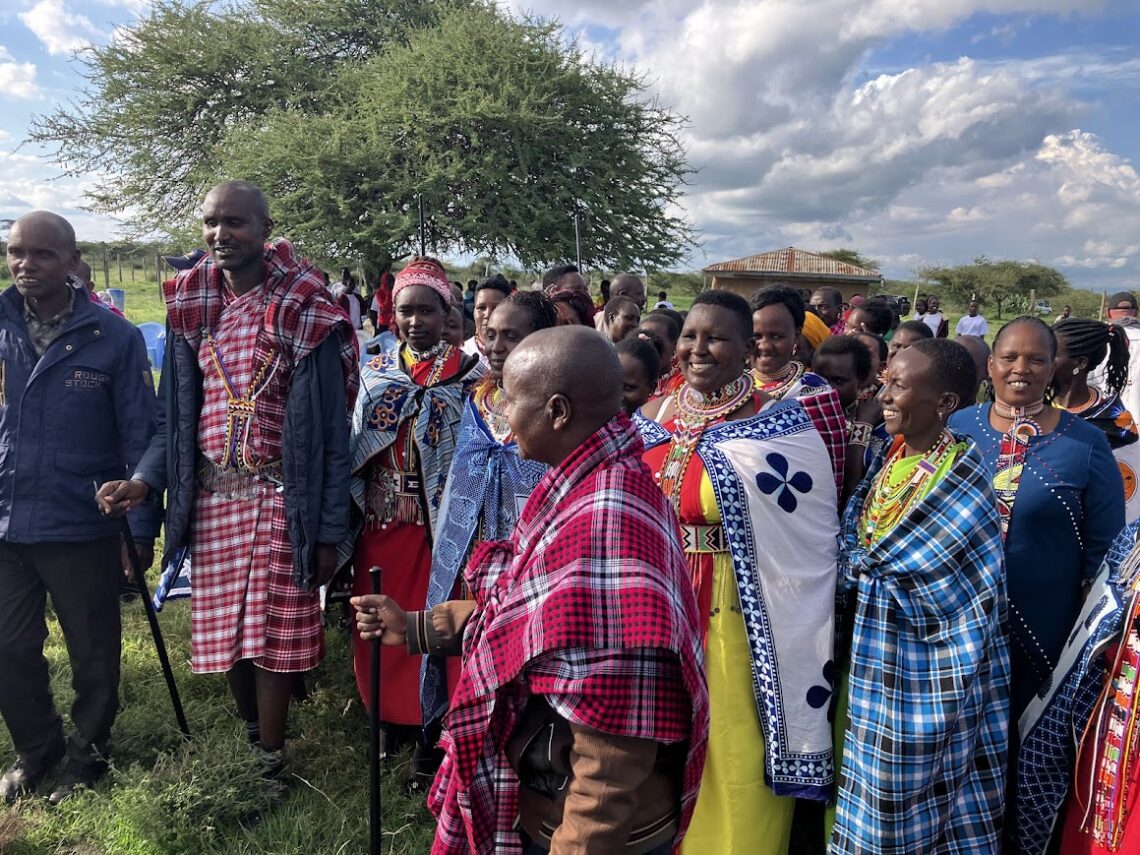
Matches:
[658,374,753,509]
[405,341,454,387]
[473,377,512,444]
[1066,387,1102,416]
[754,360,803,401]
[991,398,1045,539]
[993,399,1045,420]
[860,430,957,546]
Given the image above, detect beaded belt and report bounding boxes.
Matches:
[197,457,283,498]
[366,467,425,526]
[679,523,727,553]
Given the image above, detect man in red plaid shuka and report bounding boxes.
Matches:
[355,326,709,854]
[99,182,358,778]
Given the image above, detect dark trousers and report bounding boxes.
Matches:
[0,539,121,767]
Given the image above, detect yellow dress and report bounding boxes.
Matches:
[681,472,795,854]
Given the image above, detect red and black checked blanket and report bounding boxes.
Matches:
[163,238,358,404]
[427,413,710,854]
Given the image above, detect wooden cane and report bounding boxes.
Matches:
[369,565,383,855]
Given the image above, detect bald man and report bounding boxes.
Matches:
[610,273,646,312]
[97,181,359,780]
[0,211,159,804]
[595,273,646,330]
[353,327,709,854]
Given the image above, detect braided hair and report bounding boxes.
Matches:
[1053,317,1130,398]
[502,290,558,332]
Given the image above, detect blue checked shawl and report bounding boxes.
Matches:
[419,396,548,724]
[831,437,1010,854]
[340,347,483,565]
[1015,520,1140,855]
[641,398,839,799]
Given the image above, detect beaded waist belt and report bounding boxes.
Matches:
[197,457,283,498]
[679,523,727,553]
[366,467,425,526]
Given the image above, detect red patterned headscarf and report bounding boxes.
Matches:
[394,256,452,307]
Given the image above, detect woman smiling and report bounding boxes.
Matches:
[832,339,1009,853]
[748,285,846,495]
[640,290,839,854]
[950,317,1123,720]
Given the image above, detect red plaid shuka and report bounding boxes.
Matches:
[165,239,358,673]
[426,413,710,854]
[164,238,359,404]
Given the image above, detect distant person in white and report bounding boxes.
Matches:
[916,295,947,337]
[955,300,989,338]
[1091,291,1140,420]
[653,290,674,310]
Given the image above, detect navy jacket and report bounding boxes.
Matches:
[133,326,352,590]
[0,284,160,543]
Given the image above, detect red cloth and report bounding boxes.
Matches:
[189,284,321,673]
[796,386,847,496]
[163,238,359,405]
[375,274,395,331]
[352,520,431,723]
[1059,636,1140,854]
[426,414,709,855]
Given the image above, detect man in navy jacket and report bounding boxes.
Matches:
[0,211,158,804]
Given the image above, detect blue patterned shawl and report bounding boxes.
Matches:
[1015,520,1140,855]
[831,437,1010,854]
[641,398,839,799]
[341,347,483,564]
[419,396,548,724]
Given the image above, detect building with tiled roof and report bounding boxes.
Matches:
[703,247,883,302]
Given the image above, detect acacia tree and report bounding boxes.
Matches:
[32,0,694,269]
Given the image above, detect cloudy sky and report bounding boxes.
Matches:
[2,0,1139,289]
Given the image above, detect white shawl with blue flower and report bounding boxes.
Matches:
[640,398,839,798]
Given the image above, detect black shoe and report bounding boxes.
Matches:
[0,743,66,804]
[47,758,108,806]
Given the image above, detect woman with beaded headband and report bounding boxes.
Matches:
[342,256,484,771]
[1052,318,1140,523]
[829,338,1010,853]
[638,290,840,854]
[745,283,847,495]
[418,291,557,785]
[949,316,1124,846]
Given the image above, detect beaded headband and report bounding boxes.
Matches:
[393,258,452,307]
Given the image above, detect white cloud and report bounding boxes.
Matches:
[19,0,104,56]
[0,46,40,99]
[513,0,1136,287]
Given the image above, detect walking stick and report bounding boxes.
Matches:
[120,519,192,739]
[369,565,383,855]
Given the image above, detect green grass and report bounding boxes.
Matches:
[0,603,436,854]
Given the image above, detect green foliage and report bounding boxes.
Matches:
[818,248,880,272]
[31,0,693,269]
[918,257,1069,319]
[223,5,693,268]
[1052,288,1107,320]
